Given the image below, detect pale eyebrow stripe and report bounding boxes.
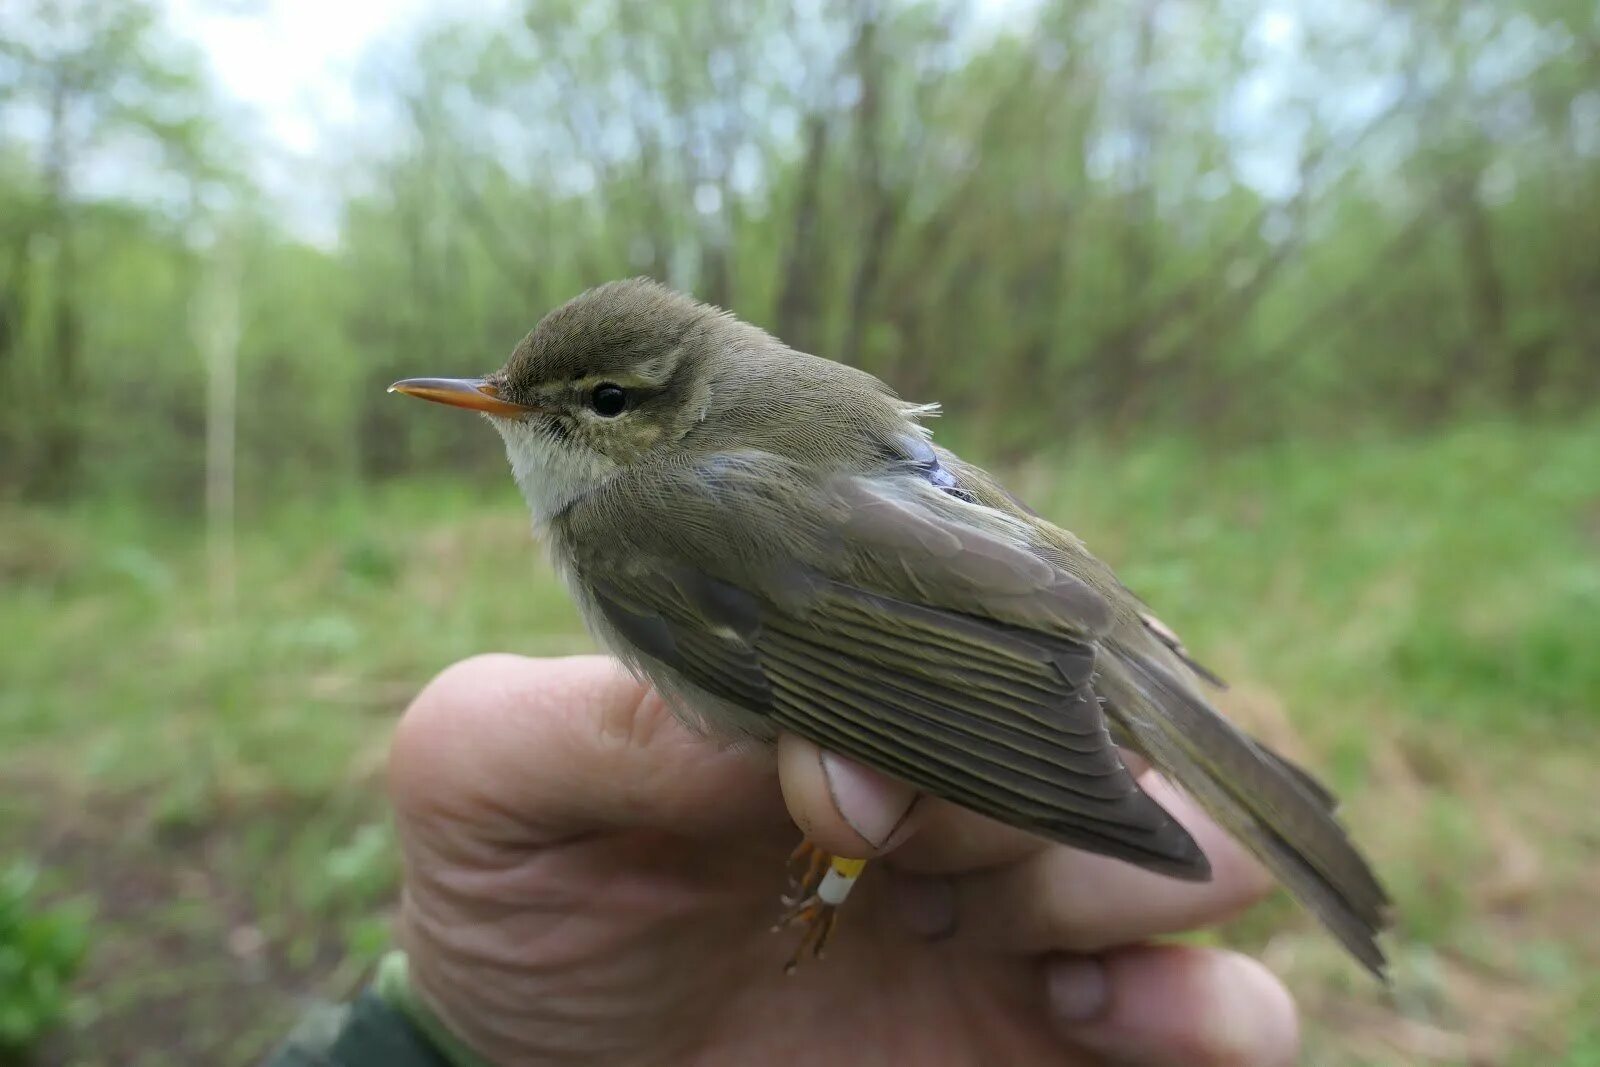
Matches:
[569,374,659,389]
[568,376,667,393]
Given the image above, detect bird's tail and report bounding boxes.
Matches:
[1098,643,1392,978]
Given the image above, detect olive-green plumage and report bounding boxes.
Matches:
[409,277,1391,976]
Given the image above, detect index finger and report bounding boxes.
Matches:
[388,654,792,845]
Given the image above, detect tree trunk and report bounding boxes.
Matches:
[776,114,829,351]
[1454,177,1508,408]
[195,232,241,611]
[35,67,81,498]
[841,1,898,369]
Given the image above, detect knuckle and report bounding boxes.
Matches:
[1215,850,1277,915]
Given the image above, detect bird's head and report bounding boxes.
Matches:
[391,276,924,524]
[391,278,733,521]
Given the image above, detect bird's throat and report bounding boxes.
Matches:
[494,417,618,528]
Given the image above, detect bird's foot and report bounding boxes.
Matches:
[773,841,866,974]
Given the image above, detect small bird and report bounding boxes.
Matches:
[391,277,1390,976]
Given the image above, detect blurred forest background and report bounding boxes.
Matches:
[2,0,1597,1064]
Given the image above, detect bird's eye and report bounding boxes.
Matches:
[590,383,627,417]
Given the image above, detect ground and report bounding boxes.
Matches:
[4,421,1598,1066]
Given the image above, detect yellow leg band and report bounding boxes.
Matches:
[817,856,867,906]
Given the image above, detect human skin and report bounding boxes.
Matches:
[388,654,1300,1067]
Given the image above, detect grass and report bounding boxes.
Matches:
[4,419,1598,1065]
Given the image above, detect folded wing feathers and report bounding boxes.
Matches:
[572,460,1386,970]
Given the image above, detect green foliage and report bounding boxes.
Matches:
[0,863,91,1054]
[4,422,1599,1064]
[1555,1019,1600,1067]
[3,0,1599,504]
[1033,422,1600,734]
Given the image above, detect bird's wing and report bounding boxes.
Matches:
[937,449,1390,975]
[561,450,1208,877]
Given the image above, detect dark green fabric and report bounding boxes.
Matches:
[372,951,491,1066]
[262,990,452,1067]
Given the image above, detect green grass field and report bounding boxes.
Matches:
[5,420,1598,1065]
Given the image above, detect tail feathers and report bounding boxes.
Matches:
[1102,645,1391,978]
[1255,741,1341,812]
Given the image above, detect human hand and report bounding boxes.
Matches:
[389,654,1299,1066]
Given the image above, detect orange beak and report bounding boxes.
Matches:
[387,377,533,417]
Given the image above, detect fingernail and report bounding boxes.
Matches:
[820,751,917,850]
[1048,955,1110,1023]
[889,874,956,939]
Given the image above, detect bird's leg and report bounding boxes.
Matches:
[773,839,867,973]
[782,838,832,904]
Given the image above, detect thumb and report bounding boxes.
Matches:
[388,654,789,845]
[776,733,921,859]
[1051,946,1300,1067]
